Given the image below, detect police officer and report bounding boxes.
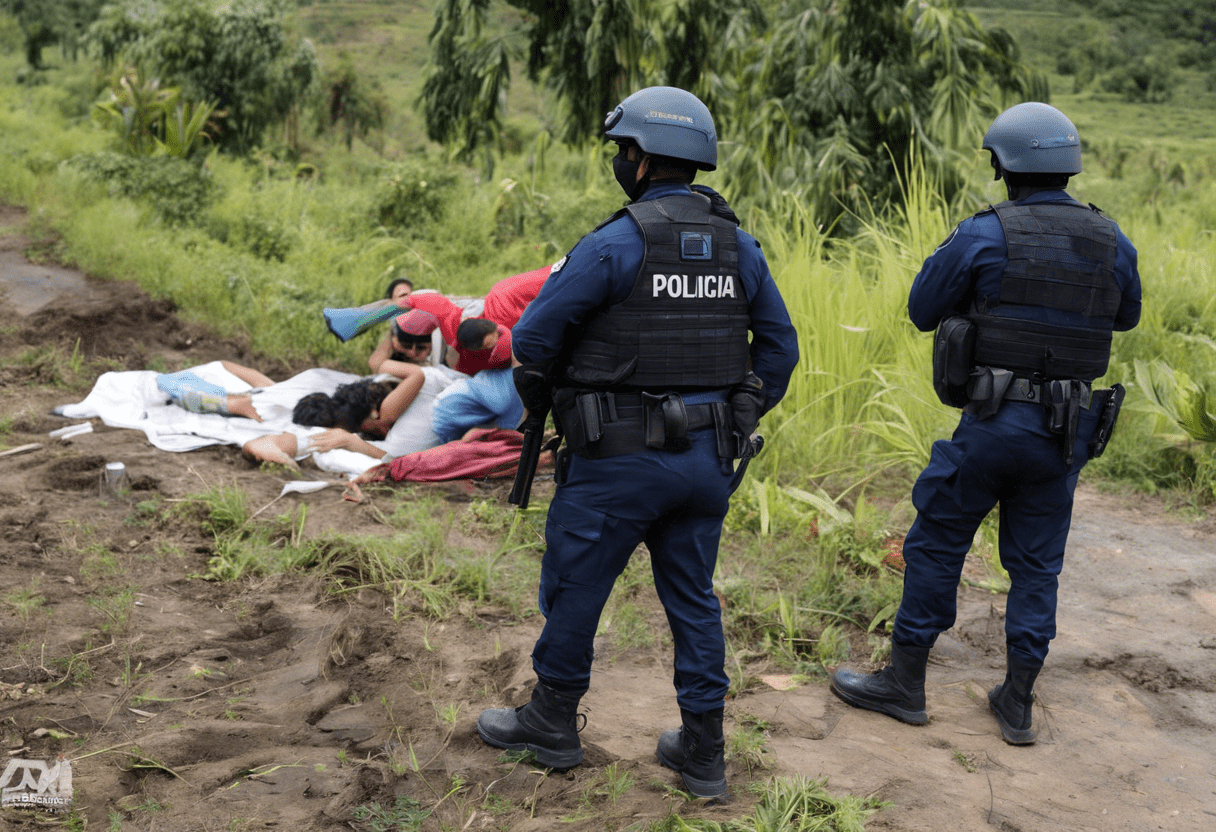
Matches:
[476,86,799,797]
[831,102,1141,744]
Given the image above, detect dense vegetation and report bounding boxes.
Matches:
[2,0,1216,727]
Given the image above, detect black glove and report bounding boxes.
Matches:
[513,363,552,415]
[729,372,765,436]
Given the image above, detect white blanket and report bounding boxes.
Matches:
[54,361,463,475]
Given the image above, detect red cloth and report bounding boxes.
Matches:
[482,265,551,330]
[385,428,523,481]
[405,294,513,375]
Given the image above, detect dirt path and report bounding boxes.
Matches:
[1,207,1214,831]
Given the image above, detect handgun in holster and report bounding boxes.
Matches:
[1046,379,1083,466]
[1087,383,1125,459]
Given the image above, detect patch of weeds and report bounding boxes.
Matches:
[80,545,123,584]
[598,600,659,650]
[136,796,165,812]
[88,587,137,634]
[727,718,771,775]
[3,579,46,624]
[124,499,163,528]
[0,414,13,436]
[436,702,460,727]
[50,653,95,689]
[352,795,431,831]
[951,750,978,773]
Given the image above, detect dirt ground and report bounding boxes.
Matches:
[1,205,1214,831]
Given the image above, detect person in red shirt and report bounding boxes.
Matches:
[481,264,551,330]
[403,264,551,376]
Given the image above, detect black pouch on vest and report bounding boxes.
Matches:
[933,317,976,408]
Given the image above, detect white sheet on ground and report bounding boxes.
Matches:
[54,361,465,476]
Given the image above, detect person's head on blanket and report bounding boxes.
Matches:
[391,309,439,365]
[293,378,396,436]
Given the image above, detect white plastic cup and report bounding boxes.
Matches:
[101,462,130,497]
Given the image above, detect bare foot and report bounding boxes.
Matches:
[226,395,263,422]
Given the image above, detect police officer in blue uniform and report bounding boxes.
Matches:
[476,86,799,797]
[831,102,1141,744]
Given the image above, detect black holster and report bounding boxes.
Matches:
[1087,383,1125,459]
[1046,379,1086,466]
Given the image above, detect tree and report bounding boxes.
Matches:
[84,0,317,154]
[320,52,387,151]
[723,0,1048,229]
[2,0,105,67]
[423,0,1044,229]
[420,0,760,161]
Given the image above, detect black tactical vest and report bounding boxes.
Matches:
[564,192,751,390]
[970,199,1121,381]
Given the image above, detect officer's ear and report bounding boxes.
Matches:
[989,152,1002,181]
[637,154,650,180]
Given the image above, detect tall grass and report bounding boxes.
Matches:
[3,45,1215,505]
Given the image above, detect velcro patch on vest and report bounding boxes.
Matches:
[651,274,737,299]
[680,232,713,260]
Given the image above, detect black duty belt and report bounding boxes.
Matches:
[1002,377,1094,410]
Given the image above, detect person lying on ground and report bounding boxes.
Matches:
[242,363,456,469]
[367,279,424,374]
[430,365,524,445]
[403,290,514,376]
[368,310,441,377]
[156,361,277,422]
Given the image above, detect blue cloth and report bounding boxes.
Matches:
[895,189,1141,664]
[156,371,227,403]
[429,368,523,444]
[513,183,800,414]
[512,184,798,713]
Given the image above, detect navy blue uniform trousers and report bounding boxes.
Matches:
[531,419,734,713]
[893,400,1102,664]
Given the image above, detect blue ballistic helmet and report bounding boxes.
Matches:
[603,86,717,171]
[982,102,1082,180]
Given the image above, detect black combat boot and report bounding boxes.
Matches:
[988,649,1042,745]
[830,640,930,725]
[476,681,585,769]
[655,707,727,799]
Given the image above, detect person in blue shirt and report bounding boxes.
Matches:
[831,103,1141,745]
[476,87,799,798]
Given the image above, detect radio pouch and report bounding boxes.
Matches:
[932,317,976,408]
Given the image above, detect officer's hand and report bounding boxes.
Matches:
[513,364,552,414]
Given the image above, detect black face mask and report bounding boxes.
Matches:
[612,148,649,201]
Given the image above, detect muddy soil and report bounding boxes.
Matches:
[1,206,1214,831]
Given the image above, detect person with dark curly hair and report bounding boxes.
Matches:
[243,376,414,468]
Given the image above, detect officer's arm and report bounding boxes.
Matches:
[1113,234,1142,332]
[908,222,984,332]
[739,235,799,413]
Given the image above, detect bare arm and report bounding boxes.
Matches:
[220,360,276,388]
[306,428,388,461]
[242,433,299,467]
[368,331,394,373]
[365,365,425,434]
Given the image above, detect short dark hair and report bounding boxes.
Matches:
[456,318,497,350]
[293,379,396,432]
[384,277,414,298]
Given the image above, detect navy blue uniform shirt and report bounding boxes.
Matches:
[513,182,800,413]
[908,190,1141,334]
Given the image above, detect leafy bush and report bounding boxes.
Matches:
[370,159,457,231]
[60,152,217,225]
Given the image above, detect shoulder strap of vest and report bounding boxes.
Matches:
[591,206,630,233]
